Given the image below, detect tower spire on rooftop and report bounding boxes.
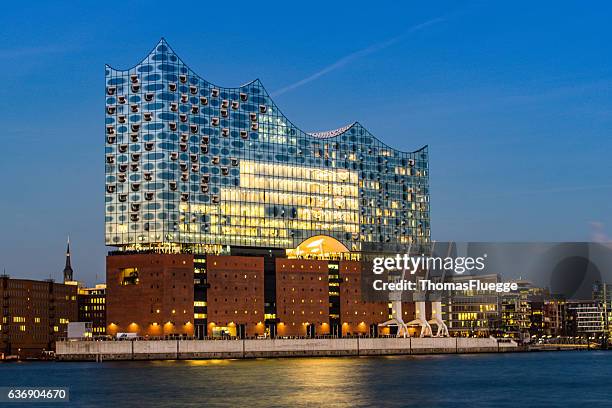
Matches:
[63,235,73,283]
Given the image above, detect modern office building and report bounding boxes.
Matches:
[592,281,612,337]
[542,296,571,337]
[527,298,545,337]
[443,274,501,337]
[77,284,107,336]
[500,280,531,339]
[567,300,604,338]
[104,39,430,338]
[0,275,77,358]
[500,280,548,340]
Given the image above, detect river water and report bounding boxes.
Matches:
[0,351,610,407]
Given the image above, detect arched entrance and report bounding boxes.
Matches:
[286,235,350,259]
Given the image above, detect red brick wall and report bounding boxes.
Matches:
[206,255,265,337]
[339,261,389,335]
[275,259,329,337]
[105,253,425,339]
[106,253,194,337]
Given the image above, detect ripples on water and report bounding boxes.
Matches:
[0,351,611,407]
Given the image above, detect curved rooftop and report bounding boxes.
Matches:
[105,38,427,155]
[308,123,356,139]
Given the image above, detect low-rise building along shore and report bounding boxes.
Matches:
[0,275,77,358]
[77,284,107,336]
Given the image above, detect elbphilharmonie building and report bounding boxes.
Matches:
[104,39,433,339]
[105,39,429,254]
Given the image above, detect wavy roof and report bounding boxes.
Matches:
[106,38,427,154]
[308,123,356,139]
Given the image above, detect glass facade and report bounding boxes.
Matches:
[105,39,430,253]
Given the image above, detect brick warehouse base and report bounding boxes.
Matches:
[106,253,196,337]
[106,253,433,339]
[56,337,519,361]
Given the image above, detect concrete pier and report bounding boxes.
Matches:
[56,337,519,361]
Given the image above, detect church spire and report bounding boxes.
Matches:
[63,236,73,282]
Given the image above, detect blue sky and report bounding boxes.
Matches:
[0,1,610,284]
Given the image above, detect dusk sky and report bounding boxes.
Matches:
[1,1,611,285]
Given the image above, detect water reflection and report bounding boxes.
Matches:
[3,352,612,407]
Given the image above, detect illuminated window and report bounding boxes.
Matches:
[120,268,139,285]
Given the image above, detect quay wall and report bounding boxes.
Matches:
[56,337,518,361]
